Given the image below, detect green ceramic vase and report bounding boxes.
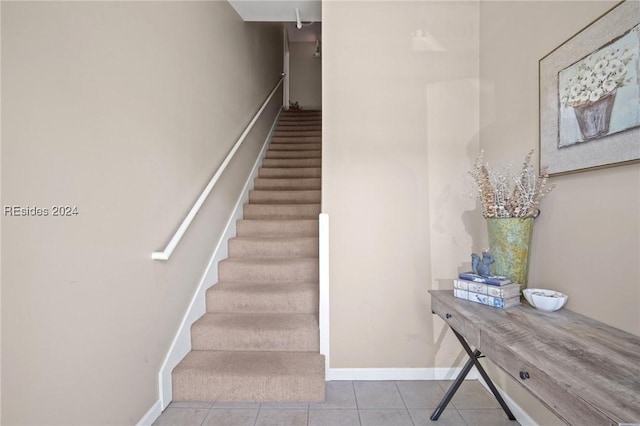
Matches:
[486,217,534,290]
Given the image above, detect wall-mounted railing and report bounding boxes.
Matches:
[152,76,284,260]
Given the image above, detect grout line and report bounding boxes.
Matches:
[251,403,262,426]
[351,381,363,426]
[393,381,416,426]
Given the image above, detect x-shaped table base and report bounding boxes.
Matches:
[430,327,516,421]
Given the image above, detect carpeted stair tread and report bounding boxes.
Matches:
[229,236,319,258]
[258,167,321,178]
[236,219,319,237]
[243,203,320,220]
[191,313,319,351]
[218,257,318,282]
[266,150,322,159]
[249,189,321,204]
[254,178,321,191]
[172,351,325,402]
[207,282,318,314]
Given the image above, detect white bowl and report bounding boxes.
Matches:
[523,288,568,312]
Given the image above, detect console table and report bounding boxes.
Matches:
[429,290,640,425]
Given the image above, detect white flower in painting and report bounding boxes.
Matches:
[606,59,623,73]
[570,84,582,97]
[589,87,604,102]
[595,69,608,82]
[586,74,600,89]
[609,65,627,81]
[594,59,609,73]
[603,79,618,93]
[578,91,590,103]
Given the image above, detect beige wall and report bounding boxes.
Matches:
[323,1,480,368]
[478,1,640,423]
[1,2,282,424]
[289,42,322,109]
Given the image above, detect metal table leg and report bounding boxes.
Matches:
[430,328,516,421]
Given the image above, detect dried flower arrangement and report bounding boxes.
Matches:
[467,150,555,218]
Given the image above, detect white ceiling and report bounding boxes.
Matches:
[228,0,321,23]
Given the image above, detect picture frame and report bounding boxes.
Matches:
[539,1,640,176]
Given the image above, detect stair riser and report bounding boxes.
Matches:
[207,285,318,314]
[263,158,322,168]
[191,313,319,352]
[271,136,322,144]
[172,371,325,402]
[258,167,321,178]
[249,190,321,205]
[218,259,319,282]
[279,115,321,119]
[235,220,319,238]
[273,131,322,137]
[228,237,319,258]
[275,126,322,131]
[277,123,322,128]
[254,178,321,191]
[192,329,318,352]
[266,150,322,159]
[279,114,321,119]
[269,143,321,151]
[243,204,320,220]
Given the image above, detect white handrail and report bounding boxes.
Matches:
[152,77,284,260]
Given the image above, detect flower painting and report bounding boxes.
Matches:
[558,24,640,147]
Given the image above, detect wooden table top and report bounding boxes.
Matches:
[429,290,640,425]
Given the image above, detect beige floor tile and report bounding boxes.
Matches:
[359,409,413,426]
[152,407,209,426]
[202,408,259,426]
[308,409,360,426]
[354,381,405,409]
[459,408,521,426]
[255,408,308,426]
[396,380,447,409]
[309,381,357,409]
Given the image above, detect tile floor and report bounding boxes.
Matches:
[153,380,521,426]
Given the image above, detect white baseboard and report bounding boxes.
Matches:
[477,375,537,426]
[155,110,282,413]
[326,367,479,381]
[136,400,162,426]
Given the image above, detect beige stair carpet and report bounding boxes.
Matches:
[172,110,325,402]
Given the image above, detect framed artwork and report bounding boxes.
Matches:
[539,1,640,176]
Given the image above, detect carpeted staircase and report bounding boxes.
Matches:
[172,110,325,402]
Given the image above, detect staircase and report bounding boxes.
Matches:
[172,110,325,402]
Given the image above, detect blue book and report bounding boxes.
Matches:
[458,272,512,286]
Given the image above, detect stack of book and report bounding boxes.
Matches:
[454,272,521,309]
